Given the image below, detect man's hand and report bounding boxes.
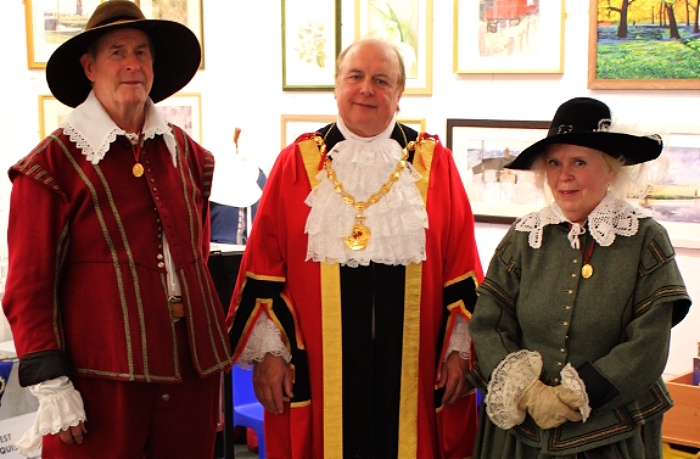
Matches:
[517,380,582,429]
[252,353,294,414]
[56,421,87,445]
[437,351,473,405]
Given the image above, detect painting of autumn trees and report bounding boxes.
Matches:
[589,0,700,88]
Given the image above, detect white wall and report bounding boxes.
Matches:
[0,1,697,375]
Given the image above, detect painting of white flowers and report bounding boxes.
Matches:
[282,0,341,90]
[355,0,433,95]
[453,0,564,73]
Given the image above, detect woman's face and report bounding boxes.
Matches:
[545,144,615,224]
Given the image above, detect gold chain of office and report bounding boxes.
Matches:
[314,123,415,251]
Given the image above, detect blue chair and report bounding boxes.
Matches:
[232,365,266,459]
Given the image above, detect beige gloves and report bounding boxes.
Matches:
[517,380,583,429]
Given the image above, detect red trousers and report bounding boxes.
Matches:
[42,322,222,459]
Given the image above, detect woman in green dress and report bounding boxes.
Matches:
[468,97,692,459]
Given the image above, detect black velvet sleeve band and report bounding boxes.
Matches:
[576,361,620,409]
[18,350,74,387]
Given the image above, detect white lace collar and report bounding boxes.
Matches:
[304,115,428,268]
[515,192,650,249]
[60,90,177,166]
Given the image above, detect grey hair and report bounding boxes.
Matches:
[335,37,406,92]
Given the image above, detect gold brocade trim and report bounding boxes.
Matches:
[298,133,344,454]
[447,299,471,320]
[245,271,286,283]
[299,137,324,188]
[444,270,479,289]
[320,263,343,455]
[397,137,433,458]
[280,292,306,351]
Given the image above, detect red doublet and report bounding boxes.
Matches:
[4,127,232,382]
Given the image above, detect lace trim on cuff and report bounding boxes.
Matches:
[445,314,471,361]
[16,376,86,456]
[485,350,542,430]
[237,314,292,368]
[561,363,592,422]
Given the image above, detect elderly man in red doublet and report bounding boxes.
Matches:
[2,2,231,458]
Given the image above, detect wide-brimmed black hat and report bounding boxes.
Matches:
[505,97,663,170]
[46,0,201,108]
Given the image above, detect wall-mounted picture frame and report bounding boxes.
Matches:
[354,0,433,95]
[446,118,549,223]
[138,0,205,69]
[640,132,700,248]
[38,95,73,139]
[453,0,565,74]
[281,115,427,149]
[588,0,700,89]
[155,92,203,143]
[25,0,103,69]
[282,0,341,91]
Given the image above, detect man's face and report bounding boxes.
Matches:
[334,41,403,137]
[80,28,154,117]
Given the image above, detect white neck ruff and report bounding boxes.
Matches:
[60,90,178,166]
[304,117,428,268]
[515,193,650,249]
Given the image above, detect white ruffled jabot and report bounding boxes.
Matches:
[304,116,428,268]
[515,193,649,249]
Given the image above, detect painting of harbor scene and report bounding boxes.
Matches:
[26,0,102,67]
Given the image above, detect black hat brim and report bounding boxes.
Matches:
[505,132,663,170]
[46,19,201,108]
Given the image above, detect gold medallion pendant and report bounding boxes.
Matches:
[344,222,371,251]
[132,163,145,178]
[581,263,593,279]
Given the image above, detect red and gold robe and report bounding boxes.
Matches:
[227,124,483,458]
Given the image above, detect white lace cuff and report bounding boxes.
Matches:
[16,376,86,456]
[561,363,592,422]
[237,314,292,368]
[444,314,471,362]
[485,350,542,430]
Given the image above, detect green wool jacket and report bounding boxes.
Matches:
[469,215,691,456]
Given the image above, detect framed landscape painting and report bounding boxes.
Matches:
[446,118,549,223]
[588,0,700,89]
[25,0,103,68]
[282,0,341,90]
[453,0,564,73]
[355,0,433,94]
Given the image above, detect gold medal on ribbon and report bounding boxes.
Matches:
[344,222,371,251]
[132,163,145,178]
[581,263,593,279]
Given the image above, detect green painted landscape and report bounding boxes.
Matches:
[595,0,700,80]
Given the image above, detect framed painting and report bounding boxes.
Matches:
[282,0,341,90]
[354,0,433,95]
[281,115,428,149]
[446,118,549,223]
[453,0,565,74]
[138,0,205,69]
[588,0,700,89]
[155,92,202,143]
[25,0,103,68]
[639,132,700,248]
[38,95,73,139]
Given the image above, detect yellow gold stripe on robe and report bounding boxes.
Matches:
[298,137,344,454]
[398,138,434,458]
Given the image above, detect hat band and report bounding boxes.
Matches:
[93,14,143,28]
[555,118,611,135]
